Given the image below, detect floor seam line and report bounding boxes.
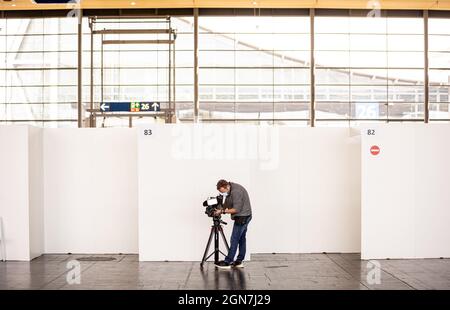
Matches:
[182,262,194,289]
[378,263,418,290]
[326,254,370,290]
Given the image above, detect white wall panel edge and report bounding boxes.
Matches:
[0,125,31,261]
[27,125,45,260]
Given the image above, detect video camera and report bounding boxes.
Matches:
[202,195,224,218]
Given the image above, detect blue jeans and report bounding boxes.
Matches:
[225,215,251,263]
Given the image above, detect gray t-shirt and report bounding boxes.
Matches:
[225,182,252,219]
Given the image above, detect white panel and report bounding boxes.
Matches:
[1,124,363,261]
[361,124,450,259]
[249,127,301,253]
[28,126,44,260]
[43,128,138,254]
[361,125,416,259]
[0,126,31,261]
[138,125,361,261]
[414,125,450,258]
[299,128,361,253]
[138,124,251,261]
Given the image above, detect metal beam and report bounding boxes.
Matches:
[194,8,199,123]
[178,118,310,122]
[93,29,172,34]
[173,31,177,122]
[101,33,104,109]
[89,17,94,127]
[77,10,83,128]
[93,15,171,20]
[102,39,175,44]
[88,112,167,117]
[0,119,77,123]
[6,1,450,11]
[175,118,427,122]
[309,8,316,127]
[168,18,172,123]
[424,10,430,123]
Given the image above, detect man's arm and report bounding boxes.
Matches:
[215,206,237,215]
[223,207,237,215]
[214,207,237,216]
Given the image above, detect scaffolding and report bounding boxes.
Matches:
[87,16,177,127]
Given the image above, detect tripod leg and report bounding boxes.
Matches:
[201,227,214,267]
[214,226,220,264]
[219,226,230,252]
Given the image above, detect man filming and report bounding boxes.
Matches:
[214,179,252,269]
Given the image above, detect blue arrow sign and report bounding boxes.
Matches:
[100,102,160,112]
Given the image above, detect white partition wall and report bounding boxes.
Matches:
[0,126,43,261]
[414,126,450,258]
[361,124,450,259]
[249,127,361,254]
[248,127,301,254]
[137,125,252,261]
[297,128,361,253]
[43,128,138,254]
[4,124,448,262]
[28,126,44,260]
[138,125,361,261]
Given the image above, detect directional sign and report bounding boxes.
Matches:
[100,102,160,112]
[151,102,160,112]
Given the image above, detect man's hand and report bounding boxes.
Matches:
[214,209,223,216]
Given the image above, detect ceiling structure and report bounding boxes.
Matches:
[0,0,450,11]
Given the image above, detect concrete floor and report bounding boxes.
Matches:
[1,253,450,290]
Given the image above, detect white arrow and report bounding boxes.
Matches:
[151,102,160,111]
[100,103,109,112]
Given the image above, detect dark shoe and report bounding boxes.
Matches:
[215,260,231,269]
[231,260,244,268]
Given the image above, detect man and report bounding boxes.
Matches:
[214,179,252,269]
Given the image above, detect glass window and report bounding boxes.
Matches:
[1,12,448,126]
[315,14,424,124]
[199,15,310,122]
[0,17,78,126]
[429,18,450,120]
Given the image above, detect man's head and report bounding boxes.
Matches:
[216,179,230,194]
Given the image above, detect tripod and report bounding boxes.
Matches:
[200,216,230,267]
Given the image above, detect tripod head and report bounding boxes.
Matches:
[213,216,227,226]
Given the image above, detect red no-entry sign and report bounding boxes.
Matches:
[370,145,380,156]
